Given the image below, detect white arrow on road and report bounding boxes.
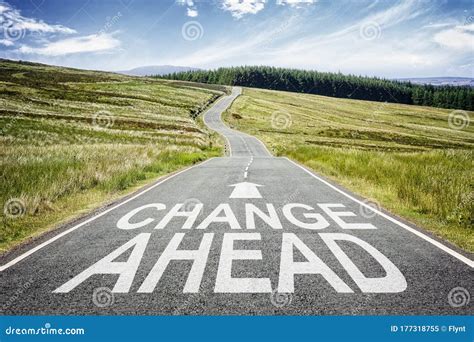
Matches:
[229,182,263,199]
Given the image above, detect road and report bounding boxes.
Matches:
[1,87,472,315]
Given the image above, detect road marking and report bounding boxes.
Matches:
[138,233,214,293]
[229,182,263,199]
[243,157,252,179]
[54,233,151,293]
[237,131,272,157]
[226,135,233,157]
[215,233,271,293]
[207,87,471,268]
[0,158,216,272]
[284,157,474,268]
[54,231,407,294]
[238,135,252,156]
[202,95,235,157]
[3,86,239,271]
[203,87,271,158]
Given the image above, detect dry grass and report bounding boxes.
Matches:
[224,87,473,251]
[0,60,225,252]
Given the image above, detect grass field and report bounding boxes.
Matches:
[224,88,473,252]
[0,59,226,253]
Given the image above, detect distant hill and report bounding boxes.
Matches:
[160,66,474,111]
[396,77,474,87]
[117,65,200,77]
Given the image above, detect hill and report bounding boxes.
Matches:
[118,65,200,76]
[396,77,474,87]
[0,59,225,252]
[223,87,473,251]
[161,66,474,111]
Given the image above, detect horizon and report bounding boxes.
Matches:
[3,58,474,82]
[0,0,473,78]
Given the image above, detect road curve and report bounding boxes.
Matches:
[0,87,472,315]
[204,87,271,157]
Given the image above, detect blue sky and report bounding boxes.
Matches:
[0,0,473,77]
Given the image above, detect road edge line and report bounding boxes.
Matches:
[226,88,273,157]
[284,157,474,268]
[0,158,216,272]
[203,86,273,158]
[203,95,233,157]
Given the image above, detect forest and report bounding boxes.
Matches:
[160,66,474,111]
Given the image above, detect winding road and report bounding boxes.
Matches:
[1,87,472,315]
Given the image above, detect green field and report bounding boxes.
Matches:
[224,88,473,252]
[0,60,226,252]
[1,61,472,254]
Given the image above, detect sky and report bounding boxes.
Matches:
[0,0,473,78]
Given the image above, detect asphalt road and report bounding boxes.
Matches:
[0,87,472,315]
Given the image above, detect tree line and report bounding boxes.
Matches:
[159,66,474,111]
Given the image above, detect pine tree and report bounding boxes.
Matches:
[158,66,473,111]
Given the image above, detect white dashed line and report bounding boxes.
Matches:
[243,157,253,179]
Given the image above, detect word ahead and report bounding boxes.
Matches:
[53,201,407,295]
[54,232,406,294]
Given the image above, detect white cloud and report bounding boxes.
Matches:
[433,25,474,50]
[0,3,11,14]
[421,22,453,29]
[173,0,468,78]
[0,39,14,46]
[18,33,121,56]
[276,0,316,7]
[176,0,194,6]
[177,0,198,18]
[171,15,298,66]
[462,23,474,32]
[368,0,423,27]
[0,2,75,37]
[221,0,266,19]
[187,8,198,17]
